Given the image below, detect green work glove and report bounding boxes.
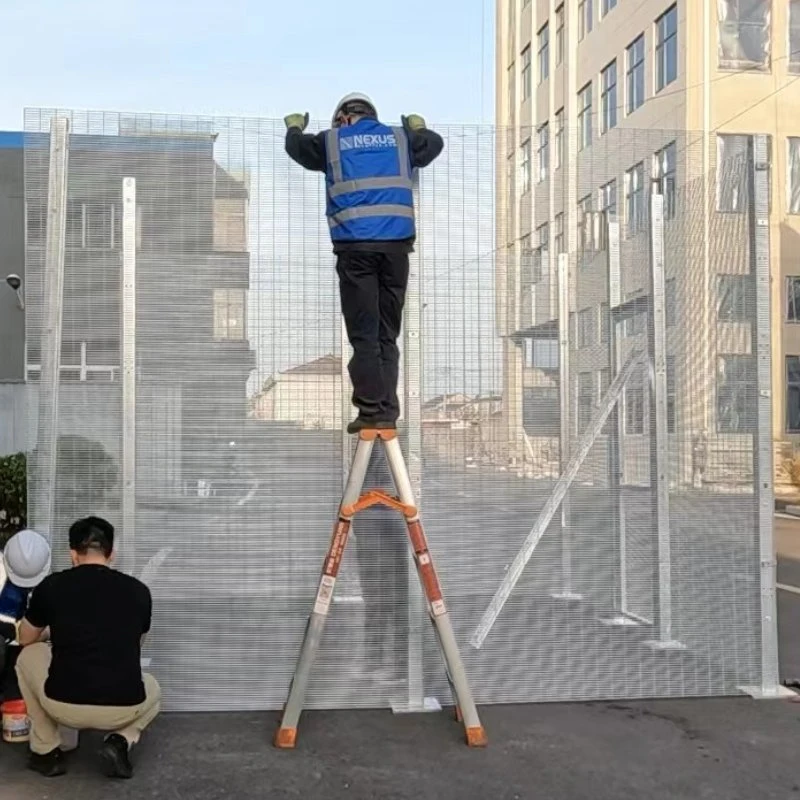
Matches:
[401,114,426,131]
[284,112,309,131]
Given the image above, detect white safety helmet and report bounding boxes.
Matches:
[3,529,51,588]
[331,92,378,127]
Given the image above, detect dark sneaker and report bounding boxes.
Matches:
[346,418,395,435]
[27,748,66,777]
[99,733,133,779]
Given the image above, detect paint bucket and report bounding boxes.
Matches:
[2,699,30,743]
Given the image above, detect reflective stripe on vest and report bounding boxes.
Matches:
[327,203,415,229]
[326,126,412,200]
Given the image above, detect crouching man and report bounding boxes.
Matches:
[15,516,160,779]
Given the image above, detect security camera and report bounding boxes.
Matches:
[5,274,24,310]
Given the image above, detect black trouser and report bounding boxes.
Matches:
[336,251,410,423]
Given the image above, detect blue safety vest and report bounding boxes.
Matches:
[325,118,415,242]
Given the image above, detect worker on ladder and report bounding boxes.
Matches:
[284,93,444,433]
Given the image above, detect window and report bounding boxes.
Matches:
[600,302,610,343]
[578,0,593,40]
[507,63,515,116]
[506,152,515,201]
[578,193,594,259]
[622,291,647,337]
[555,108,565,168]
[787,277,800,322]
[536,123,549,183]
[717,0,770,70]
[625,162,646,235]
[521,138,532,194]
[666,356,676,433]
[538,24,550,83]
[654,141,677,219]
[787,356,800,433]
[554,212,565,255]
[533,223,549,282]
[600,179,617,218]
[25,204,46,245]
[555,5,565,65]
[788,138,800,214]
[600,60,618,133]
[525,338,559,370]
[578,372,594,432]
[82,203,119,250]
[716,134,748,213]
[522,45,532,100]
[717,274,752,322]
[66,202,84,248]
[624,366,645,434]
[520,233,534,284]
[791,1,800,73]
[601,0,617,16]
[717,355,756,433]
[213,288,246,341]
[578,82,593,151]
[656,5,678,91]
[626,35,646,114]
[578,307,595,348]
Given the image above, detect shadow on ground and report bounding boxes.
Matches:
[2,698,800,800]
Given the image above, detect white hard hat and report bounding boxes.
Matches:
[331,93,378,126]
[3,529,51,588]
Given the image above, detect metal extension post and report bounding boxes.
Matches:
[274,428,488,749]
[643,187,683,651]
[738,134,789,698]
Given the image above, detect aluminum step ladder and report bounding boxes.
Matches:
[274,428,488,749]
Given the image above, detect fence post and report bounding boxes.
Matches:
[745,134,784,697]
[552,252,580,600]
[33,116,69,543]
[394,169,432,712]
[121,177,137,576]
[599,215,635,625]
[644,185,682,650]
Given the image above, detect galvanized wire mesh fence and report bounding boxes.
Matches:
[22,109,777,711]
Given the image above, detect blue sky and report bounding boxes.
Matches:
[0,0,494,130]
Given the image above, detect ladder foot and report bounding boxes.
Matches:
[454,706,463,723]
[465,726,488,748]
[274,727,298,749]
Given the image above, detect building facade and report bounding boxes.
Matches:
[496,0,800,486]
[2,128,255,494]
[0,133,25,384]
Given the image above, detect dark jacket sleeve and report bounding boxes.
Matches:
[408,128,444,169]
[285,129,328,173]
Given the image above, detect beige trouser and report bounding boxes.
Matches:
[15,642,161,755]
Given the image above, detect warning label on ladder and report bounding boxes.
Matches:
[314,575,336,615]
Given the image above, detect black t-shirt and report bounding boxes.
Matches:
[25,564,152,706]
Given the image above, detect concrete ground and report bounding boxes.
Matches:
[2,515,800,799]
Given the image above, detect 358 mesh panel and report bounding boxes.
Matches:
[23,109,770,711]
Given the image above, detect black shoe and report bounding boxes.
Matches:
[346,418,395,435]
[99,733,133,779]
[28,748,66,777]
